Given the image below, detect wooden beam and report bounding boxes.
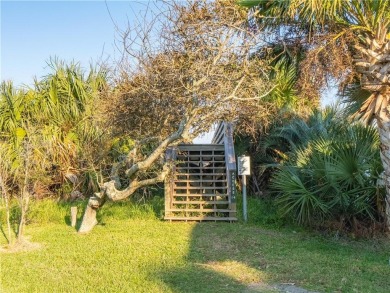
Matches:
[164,216,237,221]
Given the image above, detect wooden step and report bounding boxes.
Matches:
[173,194,228,197]
[166,208,232,212]
[172,200,229,204]
[175,167,226,170]
[173,179,226,183]
[174,186,227,189]
[175,172,226,177]
[176,153,225,160]
[164,216,237,221]
[165,138,236,223]
[177,144,224,151]
[176,160,226,164]
[174,187,227,190]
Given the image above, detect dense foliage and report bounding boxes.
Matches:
[0,61,108,196]
[0,61,108,242]
[270,109,385,233]
[238,0,390,232]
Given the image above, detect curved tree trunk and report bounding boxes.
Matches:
[77,119,191,233]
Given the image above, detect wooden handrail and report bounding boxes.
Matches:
[222,123,237,205]
[211,121,225,144]
[211,122,237,205]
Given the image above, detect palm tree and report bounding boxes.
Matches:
[31,60,107,195]
[0,82,44,243]
[0,82,27,147]
[0,61,105,198]
[239,0,390,230]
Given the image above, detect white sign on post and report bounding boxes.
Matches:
[238,156,251,176]
[238,156,250,223]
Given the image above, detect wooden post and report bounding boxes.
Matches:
[238,156,250,223]
[70,206,77,227]
[242,175,247,222]
[164,147,175,219]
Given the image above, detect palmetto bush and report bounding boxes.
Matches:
[0,61,108,199]
[271,109,384,230]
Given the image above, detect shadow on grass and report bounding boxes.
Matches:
[2,197,390,292]
[161,261,266,292]
[63,214,90,231]
[0,223,13,244]
[158,217,390,293]
[45,197,390,292]
[155,197,284,292]
[158,222,276,293]
[62,202,86,231]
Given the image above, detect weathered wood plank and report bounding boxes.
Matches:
[164,124,237,222]
[176,160,226,163]
[174,179,227,183]
[177,144,224,151]
[177,154,225,158]
[173,185,227,191]
[164,216,237,221]
[211,122,225,144]
[176,167,226,170]
[175,173,226,176]
[166,208,232,212]
[173,194,228,197]
[172,200,229,204]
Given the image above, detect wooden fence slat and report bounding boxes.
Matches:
[164,124,237,222]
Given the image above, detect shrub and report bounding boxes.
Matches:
[271,109,384,232]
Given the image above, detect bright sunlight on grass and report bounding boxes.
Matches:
[1,198,390,292]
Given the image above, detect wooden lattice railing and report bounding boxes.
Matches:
[164,122,237,221]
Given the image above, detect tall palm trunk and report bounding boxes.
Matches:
[378,117,390,230]
[354,26,390,231]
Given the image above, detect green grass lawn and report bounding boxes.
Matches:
[1,198,390,292]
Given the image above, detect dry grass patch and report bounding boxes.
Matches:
[0,237,43,254]
[198,260,267,284]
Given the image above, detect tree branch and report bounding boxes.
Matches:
[232,85,277,100]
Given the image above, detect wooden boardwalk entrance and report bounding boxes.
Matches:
[164,123,237,221]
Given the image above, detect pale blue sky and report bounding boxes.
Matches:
[0,0,337,140]
[1,0,149,87]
